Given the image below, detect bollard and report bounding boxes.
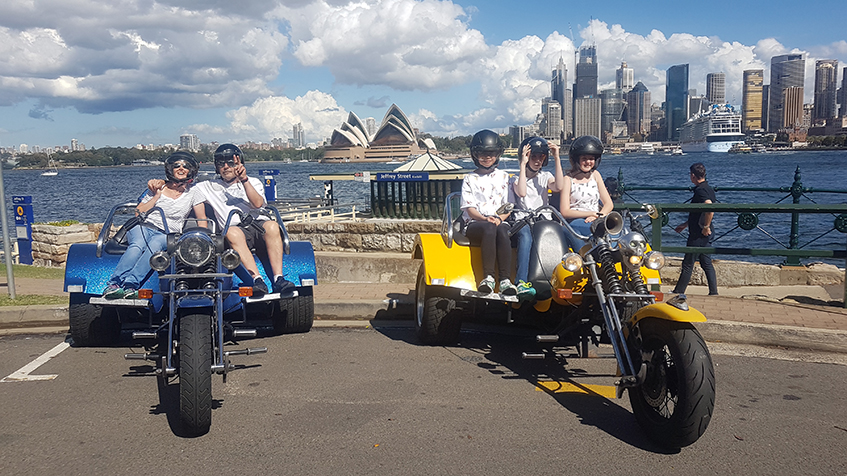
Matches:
[12,196,33,265]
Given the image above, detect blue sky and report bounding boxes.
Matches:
[1,0,845,151]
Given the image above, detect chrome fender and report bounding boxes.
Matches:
[631,302,706,325]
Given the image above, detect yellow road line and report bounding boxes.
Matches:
[535,381,618,399]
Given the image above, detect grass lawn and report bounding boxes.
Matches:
[0,294,67,306]
[0,263,65,280]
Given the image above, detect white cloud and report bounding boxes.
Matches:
[225,90,348,142]
[276,0,488,90]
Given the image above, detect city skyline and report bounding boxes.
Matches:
[0,0,845,150]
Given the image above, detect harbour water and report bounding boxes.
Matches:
[3,149,846,264]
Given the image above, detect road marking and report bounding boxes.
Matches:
[535,381,618,399]
[1,341,70,382]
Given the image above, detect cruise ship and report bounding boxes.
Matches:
[678,104,745,153]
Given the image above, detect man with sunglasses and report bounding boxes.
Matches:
[148,143,294,296]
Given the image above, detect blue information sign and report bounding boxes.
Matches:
[376,172,429,182]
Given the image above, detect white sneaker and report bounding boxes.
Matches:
[478,275,495,293]
[499,279,517,296]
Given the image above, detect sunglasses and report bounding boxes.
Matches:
[172,162,191,170]
[216,159,237,168]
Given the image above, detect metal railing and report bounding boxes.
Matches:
[615,202,847,307]
[370,179,463,219]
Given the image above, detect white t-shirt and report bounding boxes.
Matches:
[460,169,510,223]
[193,177,267,229]
[509,170,554,219]
[141,186,202,233]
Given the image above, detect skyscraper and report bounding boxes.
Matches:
[551,55,572,137]
[665,64,689,140]
[293,123,305,147]
[574,45,598,99]
[706,72,726,105]
[768,54,805,132]
[180,134,200,151]
[599,89,626,136]
[573,97,601,138]
[783,86,804,129]
[626,82,651,136]
[840,67,847,118]
[544,102,563,140]
[616,61,634,93]
[813,59,838,122]
[742,69,764,132]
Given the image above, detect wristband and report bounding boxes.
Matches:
[240,178,249,183]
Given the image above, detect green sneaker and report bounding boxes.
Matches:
[123,288,139,300]
[478,275,496,294]
[517,280,536,300]
[103,284,124,300]
[499,279,517,296]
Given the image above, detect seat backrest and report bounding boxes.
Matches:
[527,220,568,299]
[452,217,471,247]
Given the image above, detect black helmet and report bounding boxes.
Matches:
[568,135,603,171]
[214,143,243,173]
[469,129,504,169]
[164,151,199,184]
[519,136,549,170]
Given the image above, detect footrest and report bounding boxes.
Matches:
[90,297,150,307]
[460,289,519,302]
[244,290,299,303]
[521,352,546,360]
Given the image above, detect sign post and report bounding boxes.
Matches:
[260,169,280,202]
[13,196,33,265]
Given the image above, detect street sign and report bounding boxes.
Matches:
[376,172,429,182]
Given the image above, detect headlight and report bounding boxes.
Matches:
[150,251,170,271]
[618,231,648,269]
[644,251,666,270]
[175,233,214,267]
[221,249,241,270]
[561,252,583,272]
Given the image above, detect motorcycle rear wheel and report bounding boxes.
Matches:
[628,318,715,448]
[415,265,461,345]
[179,312,213,437]
[68,299,120,347]
[273,287,314,334]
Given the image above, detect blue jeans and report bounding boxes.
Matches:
[672,233,718,295]
[514,224,532,283]
[108,226,167,289]
[565,218,592,252]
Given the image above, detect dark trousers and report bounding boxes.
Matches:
[465,221,512,280]
[673,233,718,295]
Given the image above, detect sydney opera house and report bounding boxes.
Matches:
[322,104,430,163]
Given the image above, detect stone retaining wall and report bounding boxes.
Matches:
[285,220,441,253]
[31,224,100,267]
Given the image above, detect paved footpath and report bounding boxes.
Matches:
[2,278,846,353]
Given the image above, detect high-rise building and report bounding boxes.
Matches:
[689,95,709,117]
[782,86,804,129]
[742,69,764,132]
[551,55,572,136]
[292,123,305,148]
[510,125,527,146]
[706,72,726,105]
[626,82,652,136]
[71,138,79,151]
[813,59,838,122]
[840,67,847,118]
[599,89,626,136]
[544,102,563,140]
[573,97,601,138]
[665,64,689,140]
[768,54,805,132]
[180,134,200,151]
[762,84,770,130]
[574,45,598,99]
[616,61,634,93]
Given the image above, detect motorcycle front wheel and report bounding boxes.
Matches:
[628,318,715,448]
[179,312,213,436]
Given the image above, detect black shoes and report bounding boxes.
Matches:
[252,277,268,296]
[273,276,296,294]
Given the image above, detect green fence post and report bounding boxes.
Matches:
[787,166,802,266]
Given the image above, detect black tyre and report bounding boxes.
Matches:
[179,312,213,437]
[628,318,715,448]
[68,297,120,346]
[414,265,461,345]
[272,287,314,334]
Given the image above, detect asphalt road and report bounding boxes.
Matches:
[1,327,846,475]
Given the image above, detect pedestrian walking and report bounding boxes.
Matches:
[672,162,718,295]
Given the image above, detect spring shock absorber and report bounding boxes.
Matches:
[596,243,623,295]
[628,268,649,294]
